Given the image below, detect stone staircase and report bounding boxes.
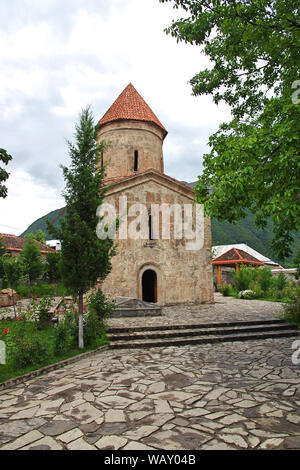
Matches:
[107,318,300,349]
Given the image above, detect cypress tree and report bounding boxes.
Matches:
[48,106,115,348]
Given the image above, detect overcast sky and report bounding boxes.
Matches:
[0,0,231,236]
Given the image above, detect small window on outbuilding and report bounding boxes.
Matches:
[134,150,138,172]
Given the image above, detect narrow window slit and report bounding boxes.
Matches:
[148,214,153,240]
[134,150,138,172]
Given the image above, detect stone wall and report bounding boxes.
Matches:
[97,120,165,181]
[98,175,214,305]
[213,267,235,287]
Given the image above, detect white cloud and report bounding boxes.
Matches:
[0,0,231,235]
[0,170,64,235]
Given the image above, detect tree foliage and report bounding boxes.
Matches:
[24,229,46,244]
[20,240,44,288]
[161,0,300,259]
[47,106,115,348]
[45,251,61,284]
[2,257,22,287]
[0,148,12,198]
[0,236,7,258]
[294,246,300,279]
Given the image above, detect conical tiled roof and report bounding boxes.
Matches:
[98,83,167,138]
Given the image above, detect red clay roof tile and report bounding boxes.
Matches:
[0,233,55,254]
[212,247,264,265]
[98,83,167,138]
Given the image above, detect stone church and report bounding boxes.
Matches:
[96,83,214,305]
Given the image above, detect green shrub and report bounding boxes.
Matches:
[83,309,106,347]
[11,336,49,369]
[53,322,73,356]
[55,282,71,297]
[286,284,299,299]
[257,267,273,295]
[274,272,288,291]
[248,281,263,299]
[16,283,55,298]
[15,285,30,298]
[233,265,257,292]
[87,289,115,325]
[282,295,300,327]
[32,284,55,297]
[62,306,105,348]
[35,296,53,329]
[219,284,231,296]
[16,282,73,298]
[54,301,78,347]
[22,296,54,329]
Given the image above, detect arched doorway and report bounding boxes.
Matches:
[142,269,157,303]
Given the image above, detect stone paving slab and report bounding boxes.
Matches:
[0,333,299,450]
[108,293,285,328]
[0,296,299,450]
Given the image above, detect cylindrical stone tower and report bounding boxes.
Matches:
[97,83,167,182]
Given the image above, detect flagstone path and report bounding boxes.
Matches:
[0,333,299,450]
[108,293,286,328]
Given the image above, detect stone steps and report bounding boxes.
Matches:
[107,319,300,349]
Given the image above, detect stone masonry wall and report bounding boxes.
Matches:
[97,120,164,180]
[98,178,214,305]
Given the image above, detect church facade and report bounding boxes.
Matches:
[96,83,214,305]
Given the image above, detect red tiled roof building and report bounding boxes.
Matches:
[97,83,167,183]
[95,84,214,305]
[212,247,264,285]
[0,233,55,257]
[98,83,167,138]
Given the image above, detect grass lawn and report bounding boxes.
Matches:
[0,319,109,384]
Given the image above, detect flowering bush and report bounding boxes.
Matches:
[238,290,255,299]
[23,296,54,329]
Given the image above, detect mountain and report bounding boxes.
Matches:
[21,184,299,265]
[21,207,66,239]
